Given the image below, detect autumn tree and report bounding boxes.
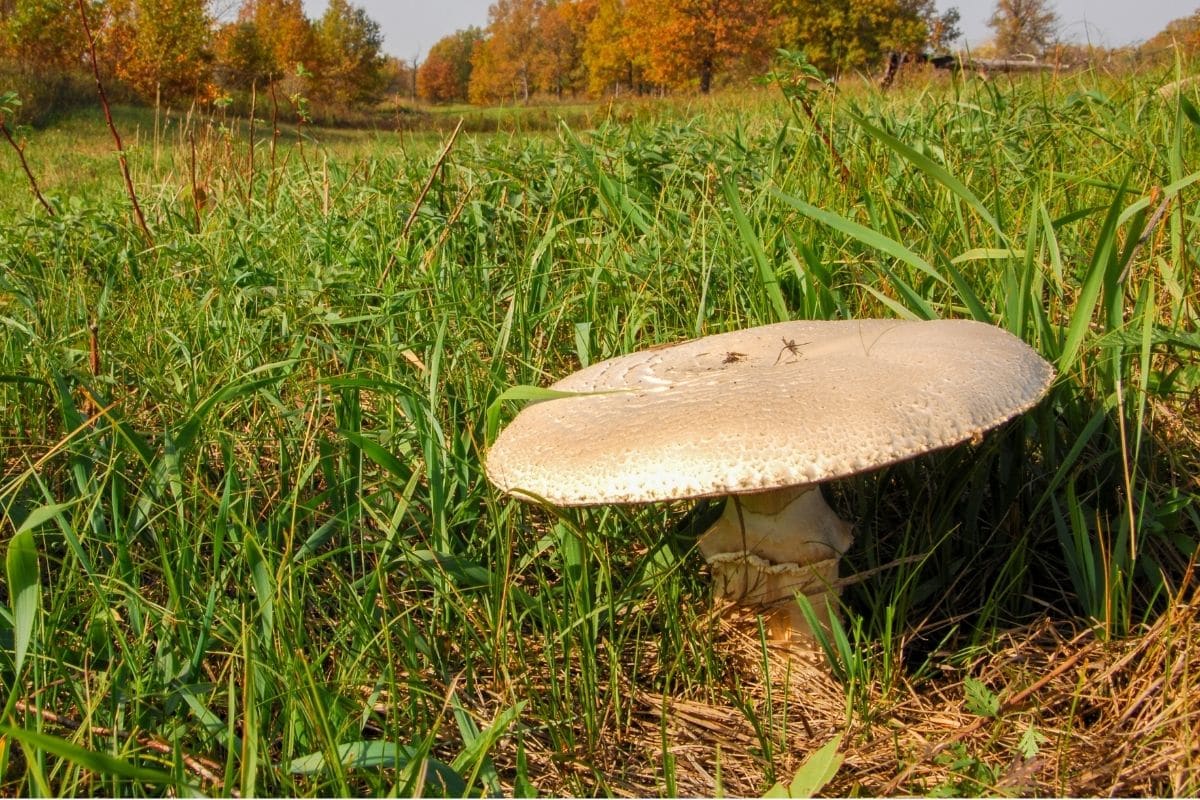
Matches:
[314,0,386,105]
[623,0,769,93]
[583,0,636,95]
[417,26,482,103]
[532,0,595,97]
[213,19,274,89]
[987,0,1058,56]
[1145,10,1200,53]
[924,3,962,52]
[891,0,961,53]
[233,0,314,79]
[103,0,213,101]
[0,0,93,70]
[469,0,540,103]
[382,55,417,100]
[774,0,930,75]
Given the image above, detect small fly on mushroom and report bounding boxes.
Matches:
[773,337,808,365]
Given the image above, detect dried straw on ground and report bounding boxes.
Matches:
[454,586,1200,796]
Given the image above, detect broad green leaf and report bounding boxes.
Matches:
[0,374,47,387]
[287,741,465,795]
[951,248,1024,264]
[451,701,524,794]
[288,740,412,773]
[340,429,411,482]
[1016,724,1049,760]
[409,549,494,592]
[864,287,924,321]
[15,502,75,537]
[763,734,844,798]
[174,372,291,453]
[243,533,273,639]
[293,498,364,562]
[5,527,39,676]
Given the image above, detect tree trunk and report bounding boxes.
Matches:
[699,56,713,94]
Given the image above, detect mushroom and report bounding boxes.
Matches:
[486,319,1054,640]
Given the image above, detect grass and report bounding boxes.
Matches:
[0,60,1198,796]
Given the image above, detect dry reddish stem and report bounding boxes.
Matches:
[188,129,202,230]
[88,320,100,376]
[1,118,54,215]
[403,116,464,238]
[75,0,153,246]
[795,92,851,186]
[247,81,257,210]
[15,699,231,793]
[1119,186,1172,284]
[268,79,280,209]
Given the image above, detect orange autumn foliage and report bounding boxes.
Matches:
[418,26,482,103]
[582,0,635,95]
[103,0,213,101]
[623,0,771,93]
[469,0,541,103]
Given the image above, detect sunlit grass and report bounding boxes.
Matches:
[1,61,1198,795]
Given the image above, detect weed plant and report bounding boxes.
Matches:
[0,61,1198,795]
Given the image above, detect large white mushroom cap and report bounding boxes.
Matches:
[486,319,1055,506]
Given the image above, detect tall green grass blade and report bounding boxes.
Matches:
[485,385,625,443]
[1058,174,1129,372]
[723,178,789,322]
[771,189,947,286]
[853,114,1005,241]
[340,430,412,483]
[243,533,274,640]
[870,264,938,320]
[451,699,523,795]
[942,261,991,322]
[174,372,291,452]
[562,125,654,235]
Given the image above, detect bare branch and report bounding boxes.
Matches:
[75,0,154,246]
[0,117,54,215]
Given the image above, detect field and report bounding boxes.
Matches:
[1,62,1199,796]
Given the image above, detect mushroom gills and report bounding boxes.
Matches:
[698,485,853,640]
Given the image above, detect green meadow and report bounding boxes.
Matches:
[1,64,1198,795]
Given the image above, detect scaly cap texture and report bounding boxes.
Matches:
[486,319,1055,505]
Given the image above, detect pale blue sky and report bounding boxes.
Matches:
[301,0,1198,61]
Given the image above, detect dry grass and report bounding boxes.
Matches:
[448,589,1200,796]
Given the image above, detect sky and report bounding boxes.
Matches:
[300,0,1199,61]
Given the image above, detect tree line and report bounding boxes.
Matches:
[1,0,966,112]
[0,0,395,111]
[1,0,1195,117]
[422,0,964,104]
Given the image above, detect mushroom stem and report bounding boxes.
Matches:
[698,485,853,640]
